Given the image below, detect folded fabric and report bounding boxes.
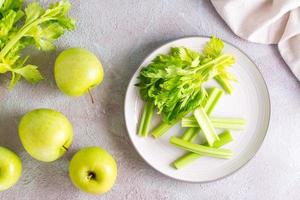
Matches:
[211,0,300,80]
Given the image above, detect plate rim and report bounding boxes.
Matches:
[124,35,271,183]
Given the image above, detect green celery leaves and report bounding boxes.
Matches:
[136,37,236,123]
[0,0,75,89]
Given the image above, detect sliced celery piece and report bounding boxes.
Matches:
[210,117,246,130]
[193,108,220,146]
[204,87,224,115]
[138,102,155,137]
[181,128,200,141]
[172,130,233,169]
[182,117,246,130]
[170,136,233,159]
[181,87,223,142]
[151,121,177,138]
[215,75,233,94]
[181,118,200,127]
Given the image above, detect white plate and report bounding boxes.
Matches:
[124,37,270,182]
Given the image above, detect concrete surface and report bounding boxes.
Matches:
[0,0,300,199]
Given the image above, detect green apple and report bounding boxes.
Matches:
[0,146,22,191]
[69,147,117,195]
[18,108,73,162]
[54,48,104,96]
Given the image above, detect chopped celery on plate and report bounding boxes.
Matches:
[172,130,233,169]
[170,136,233,159]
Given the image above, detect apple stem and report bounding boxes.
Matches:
[62,146,68,151]
[88,172,96,180]
[88,89,95,104]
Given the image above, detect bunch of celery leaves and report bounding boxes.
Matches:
[0,0,75,89]
[136,37,246,169]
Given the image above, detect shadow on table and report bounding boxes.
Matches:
[0,110,24,155]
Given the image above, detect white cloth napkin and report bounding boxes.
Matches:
[211,0,300,80]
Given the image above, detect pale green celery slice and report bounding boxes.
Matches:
[151,121,177,138]
[170,136,233,159]
[193,108,220,146]
[181,118,199,127]
[138,102,155,137]
[172,130,233,169]
[215,75,233,94]
[180,87,223,142]
[210,118,246,130]
[182,117,246,130]
[181,128,200,141]
[204,87,224,115]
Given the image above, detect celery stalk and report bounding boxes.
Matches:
[181,128,200,141]
[138,102,154,137]
[188,130,198,142]
[151,121,177,138]
[182,117,246,130]
[215,75,233,94]
[170,136,233,159]
[180,87,223,142]
[181,118,200,127]
[204,87,224,115]
[172,130,233,169]
[193,108,220,146]
[211,118,246,130]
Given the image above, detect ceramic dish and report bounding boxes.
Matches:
[124,36,270,182]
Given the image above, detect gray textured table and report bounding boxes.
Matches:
[1,0,300,199]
